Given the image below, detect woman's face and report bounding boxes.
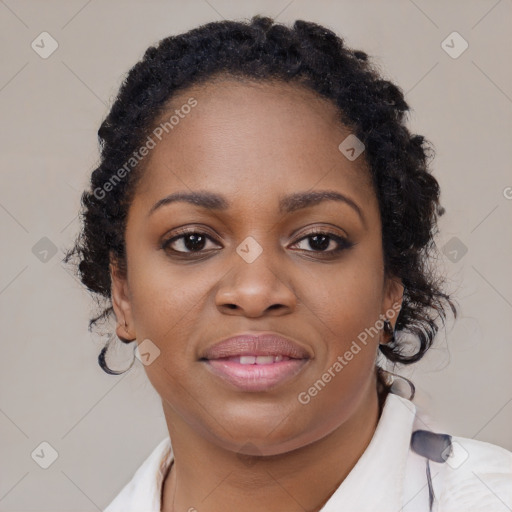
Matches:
[111,78,403,455]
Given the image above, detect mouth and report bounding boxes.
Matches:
[199,332,311,392]
[213,355,295,364]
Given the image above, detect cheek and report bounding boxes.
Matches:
[310,246,384,342]
[293,265,383,434]
[126,258,202,395]
[125,245,206,350]
[299,246,384,398]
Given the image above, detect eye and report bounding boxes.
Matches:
[161,230,220,254]
[290,230,354,255]
[161,228,355,258]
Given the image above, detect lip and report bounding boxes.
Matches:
[200,332,312,392]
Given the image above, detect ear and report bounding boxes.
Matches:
[110,254,137,342]
[380,274,404,332]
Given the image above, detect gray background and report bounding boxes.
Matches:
[1,0,511,510]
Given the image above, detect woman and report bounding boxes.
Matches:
[64,15,512,512]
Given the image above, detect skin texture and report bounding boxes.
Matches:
[111,79,404,512]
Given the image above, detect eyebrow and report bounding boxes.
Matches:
[148,189,365,225]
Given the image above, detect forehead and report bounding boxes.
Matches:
[134,77,374,210]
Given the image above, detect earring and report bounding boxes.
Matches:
[382,318,395,345]
[117,319,136,344]
[379,368,416,401]
[98,333,137,375]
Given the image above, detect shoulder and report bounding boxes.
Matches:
[434,434,512,511]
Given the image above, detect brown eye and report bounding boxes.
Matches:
[162,231,220,254]
[291,231,354,254]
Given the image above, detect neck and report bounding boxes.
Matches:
[161,385,388,512]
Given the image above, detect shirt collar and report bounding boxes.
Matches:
[104,391,417,511]
[104,435,173,511]
[320,391,417,511]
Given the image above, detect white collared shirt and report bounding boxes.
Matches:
[103,391,512,512]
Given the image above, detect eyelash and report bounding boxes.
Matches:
[161,228,355,258]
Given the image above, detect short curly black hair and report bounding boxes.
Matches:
[64,15,458,386]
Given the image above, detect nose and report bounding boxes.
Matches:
[215,239,298,318]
